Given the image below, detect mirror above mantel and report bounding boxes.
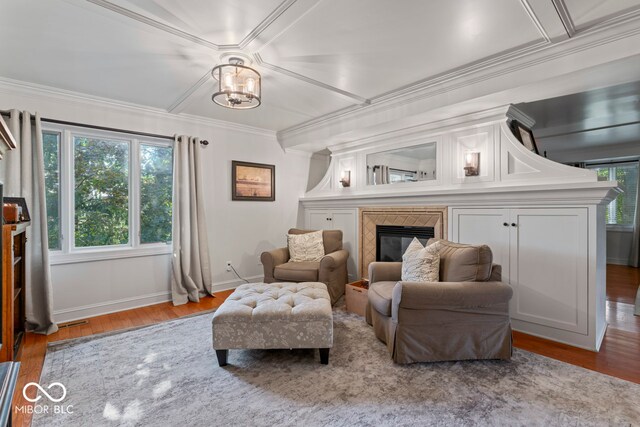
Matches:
[366,141,436,185]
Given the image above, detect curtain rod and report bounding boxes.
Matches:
[0,110,209,146]
[587,159,639,167]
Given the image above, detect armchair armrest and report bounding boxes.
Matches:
[393,281,513,312]
[368,262,402,283]
[261,247,290,282]
[319,249,349,271]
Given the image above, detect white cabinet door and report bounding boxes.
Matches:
[307,210,332,231]
[451,208,510,280]
[331,210,357,279]
[306,208,358,280]
[509,208,588,334]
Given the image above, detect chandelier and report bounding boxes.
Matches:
[211,57,261,109]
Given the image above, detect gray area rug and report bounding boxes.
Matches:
[34,306,640,427]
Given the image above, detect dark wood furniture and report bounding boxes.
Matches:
[1,223,28,362]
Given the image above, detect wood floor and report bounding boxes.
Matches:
[11,266,640,426]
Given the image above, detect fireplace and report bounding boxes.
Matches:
[376,225,435,262]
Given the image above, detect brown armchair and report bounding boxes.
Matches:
[261,228,349,305]
[366,239,513,364]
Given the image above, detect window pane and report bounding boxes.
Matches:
[589,164,638,226]
[140,144,173,244]
[613,164,638,226]
[43,132,61,250]
[74,136,129,247]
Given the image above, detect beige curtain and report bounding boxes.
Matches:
[629,160,640,268]
[171,135,212,304]
[5,110,58,334]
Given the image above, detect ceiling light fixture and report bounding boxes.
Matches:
[211,57,261,110]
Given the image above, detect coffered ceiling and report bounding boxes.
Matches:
[1,0,640,148]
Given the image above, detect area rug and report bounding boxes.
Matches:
[635,284,640,315]
[33,307,640,427]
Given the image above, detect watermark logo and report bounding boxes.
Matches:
[16,382,73,415]
[23,382,67,403]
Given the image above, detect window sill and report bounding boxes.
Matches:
[606,225,634,233]
[50,244,172,265]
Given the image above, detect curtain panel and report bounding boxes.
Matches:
[171,135,213,304]
[4,110,58,334]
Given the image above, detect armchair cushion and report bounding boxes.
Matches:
[287,230,325,262]
[428,239,493,282]
[274,261,320,282]
[401,238,440,283]
[288,228,343,254]
[369,281,396,316]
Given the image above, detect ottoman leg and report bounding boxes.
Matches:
[215,350,228,367]
[319,348,330,365]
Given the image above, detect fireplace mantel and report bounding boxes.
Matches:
[359,207,446,279]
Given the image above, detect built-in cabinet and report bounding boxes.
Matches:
[451,207,590,338]
[305,209,357,280]
[1,223,28,362]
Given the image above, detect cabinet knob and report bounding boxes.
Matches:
[503,222,509,227]
[511,223,517,227]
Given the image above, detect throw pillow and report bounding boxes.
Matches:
[401,238,440,282]
[288,230,325,262]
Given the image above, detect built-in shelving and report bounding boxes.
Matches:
[1,222,28,362]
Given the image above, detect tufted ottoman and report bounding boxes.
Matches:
[211,282,333,366]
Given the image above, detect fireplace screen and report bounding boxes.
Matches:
[376,225,435,262]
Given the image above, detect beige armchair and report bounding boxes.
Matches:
[261,228,349,305]
[366,239,513,364]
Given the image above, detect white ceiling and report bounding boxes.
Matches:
[1,0,640,144]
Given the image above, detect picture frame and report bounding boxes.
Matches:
[3,197,31,223]
[231,161,275,201]
[510,120,539,155]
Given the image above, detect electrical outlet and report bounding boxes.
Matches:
[226,261,232,272]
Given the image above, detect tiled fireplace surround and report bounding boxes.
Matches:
[358,206,447,278]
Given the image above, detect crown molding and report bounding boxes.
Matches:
[277,16,640,147]
[0,77,276,138]
[85,0,221,50]
[327,105,510,154]
[506,105,536,129]
[254,54,370,104]
[238,0,299,49]
[551,0,576,37]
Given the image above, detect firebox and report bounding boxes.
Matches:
[376,225,435,262]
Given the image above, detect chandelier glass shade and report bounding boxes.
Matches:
[211,58,261,109]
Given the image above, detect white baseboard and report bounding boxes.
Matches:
[53,275,264,324]
[53,291,172,324]
[607,257,629,265]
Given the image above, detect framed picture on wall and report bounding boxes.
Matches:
[231,161,275,201]
[510,120,539,155]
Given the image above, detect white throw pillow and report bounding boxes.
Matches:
[287,230,325,262]
[401,238,440,282]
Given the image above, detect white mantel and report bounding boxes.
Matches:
[300,105,619,352]
[301,105,618,205]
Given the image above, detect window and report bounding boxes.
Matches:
[43,132,61,250]
[588,162,639,227]
[43,126,173,263]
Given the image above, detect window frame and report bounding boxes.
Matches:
[587,161,638,232]
[44,124,174,265]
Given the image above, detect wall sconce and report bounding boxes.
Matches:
[340,170,351,187]
[463,152,480,176]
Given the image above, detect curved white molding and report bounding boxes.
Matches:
[498,121,595,183]
[305,156,335,195]
[301,108,614,206]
